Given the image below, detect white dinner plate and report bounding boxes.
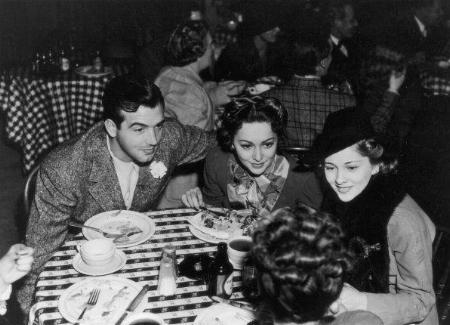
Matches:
[188,209,255,242]
[194,303,255,325]
[73,250,126,276]
[58,276,141,324]
[189,225,224,244]
[83,210,156,248]
[75,65,113,77]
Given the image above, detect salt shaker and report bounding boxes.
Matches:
[157,254,177,296]
[161,244,178,275]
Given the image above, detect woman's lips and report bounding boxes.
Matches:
[336,186,351,194]
[251,162,265,168]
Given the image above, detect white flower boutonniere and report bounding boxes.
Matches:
[150,161,167,179]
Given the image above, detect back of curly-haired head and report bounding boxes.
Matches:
[217,96,288,152]
[252,205,352,323]
[167,20,209,66]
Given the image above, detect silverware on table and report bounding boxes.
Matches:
[197,206,228,216]
[68,221,127,240]
[115,284,150,325]
[74,288,100,325]
[210,295,255,311]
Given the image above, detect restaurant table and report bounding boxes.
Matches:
[421,66,450,96]
[0,64,133,173]
[28,208,246,325]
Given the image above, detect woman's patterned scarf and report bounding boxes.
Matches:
[226,154,289,217]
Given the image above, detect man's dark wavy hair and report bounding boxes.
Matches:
[252,205,353,323]
[102,76,164,128]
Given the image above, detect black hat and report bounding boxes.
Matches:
[310,107,375,161]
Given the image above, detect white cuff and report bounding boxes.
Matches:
[0,284,11,315]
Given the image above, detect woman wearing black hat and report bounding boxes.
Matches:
[312,107,437,325]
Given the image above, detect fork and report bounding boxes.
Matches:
[69,221,127,241]
[197,206,228,216]
[74,288,100,325]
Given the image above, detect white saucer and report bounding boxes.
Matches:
[73,250,127,276]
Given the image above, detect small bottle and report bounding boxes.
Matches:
[60,49,70,72]
[207,242,234,298]
[92,50,103,72]
[161,244,178,276]
[33,52,41,73]
[157,254,177,296]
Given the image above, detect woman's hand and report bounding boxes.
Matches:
[0,244,34,287]
[181,187,205,210]
[210,80,247,106]
[388,68,406,94]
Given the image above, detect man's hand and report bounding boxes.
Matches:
[0,244,34,287]
[335,283,368,313]
[182,187,205,210]
[388,68,406,94]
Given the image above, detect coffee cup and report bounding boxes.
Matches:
[79,238,116,267]
[123,312,165,325]
[227,236,252,270]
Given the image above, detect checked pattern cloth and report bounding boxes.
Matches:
[421,70,450,97]
[29,209,246,325]
[0,66,131,173]
[263,77,356,148]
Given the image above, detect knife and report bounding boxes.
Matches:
[115,284,150,325]
[210,296,255,312]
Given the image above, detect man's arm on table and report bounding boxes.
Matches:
[16,163,76,313]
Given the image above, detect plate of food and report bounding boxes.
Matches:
[75,65,113,77]
[188,209,258,243]
[58,276,142,324]
[194,303,255,325]
[83,210,156,248]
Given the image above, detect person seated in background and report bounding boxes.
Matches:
[0,244,33,325]
[358,43,410,147]
[155,20,245,208]
[181,96,323,217]
[263,29,355,149]
[214,12,283,83]
[251,206,383,325]
[391,0,444,62]
[311,107,437,325]
[17,76,216,314]
[322,0,361,96]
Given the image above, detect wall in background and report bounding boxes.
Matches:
[0,0,448,67]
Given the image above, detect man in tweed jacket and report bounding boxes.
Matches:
[264,31,355,148]
[16,77,215,314]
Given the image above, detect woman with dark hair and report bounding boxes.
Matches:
[181,96,322,216]
[155,20,245,208]
[251,205,383,325]
[311,107,437,325]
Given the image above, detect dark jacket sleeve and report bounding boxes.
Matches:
[201,147,230,208]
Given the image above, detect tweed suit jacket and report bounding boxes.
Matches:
[263,77,355,148]
[17,120,215,313]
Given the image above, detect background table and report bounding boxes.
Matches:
[29,208,245,325]
[421,67,450,97]
[0,65,132,173]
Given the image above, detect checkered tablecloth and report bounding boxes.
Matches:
[29,209,245,325]
[421,71,450,96]
[0,65,132,173]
